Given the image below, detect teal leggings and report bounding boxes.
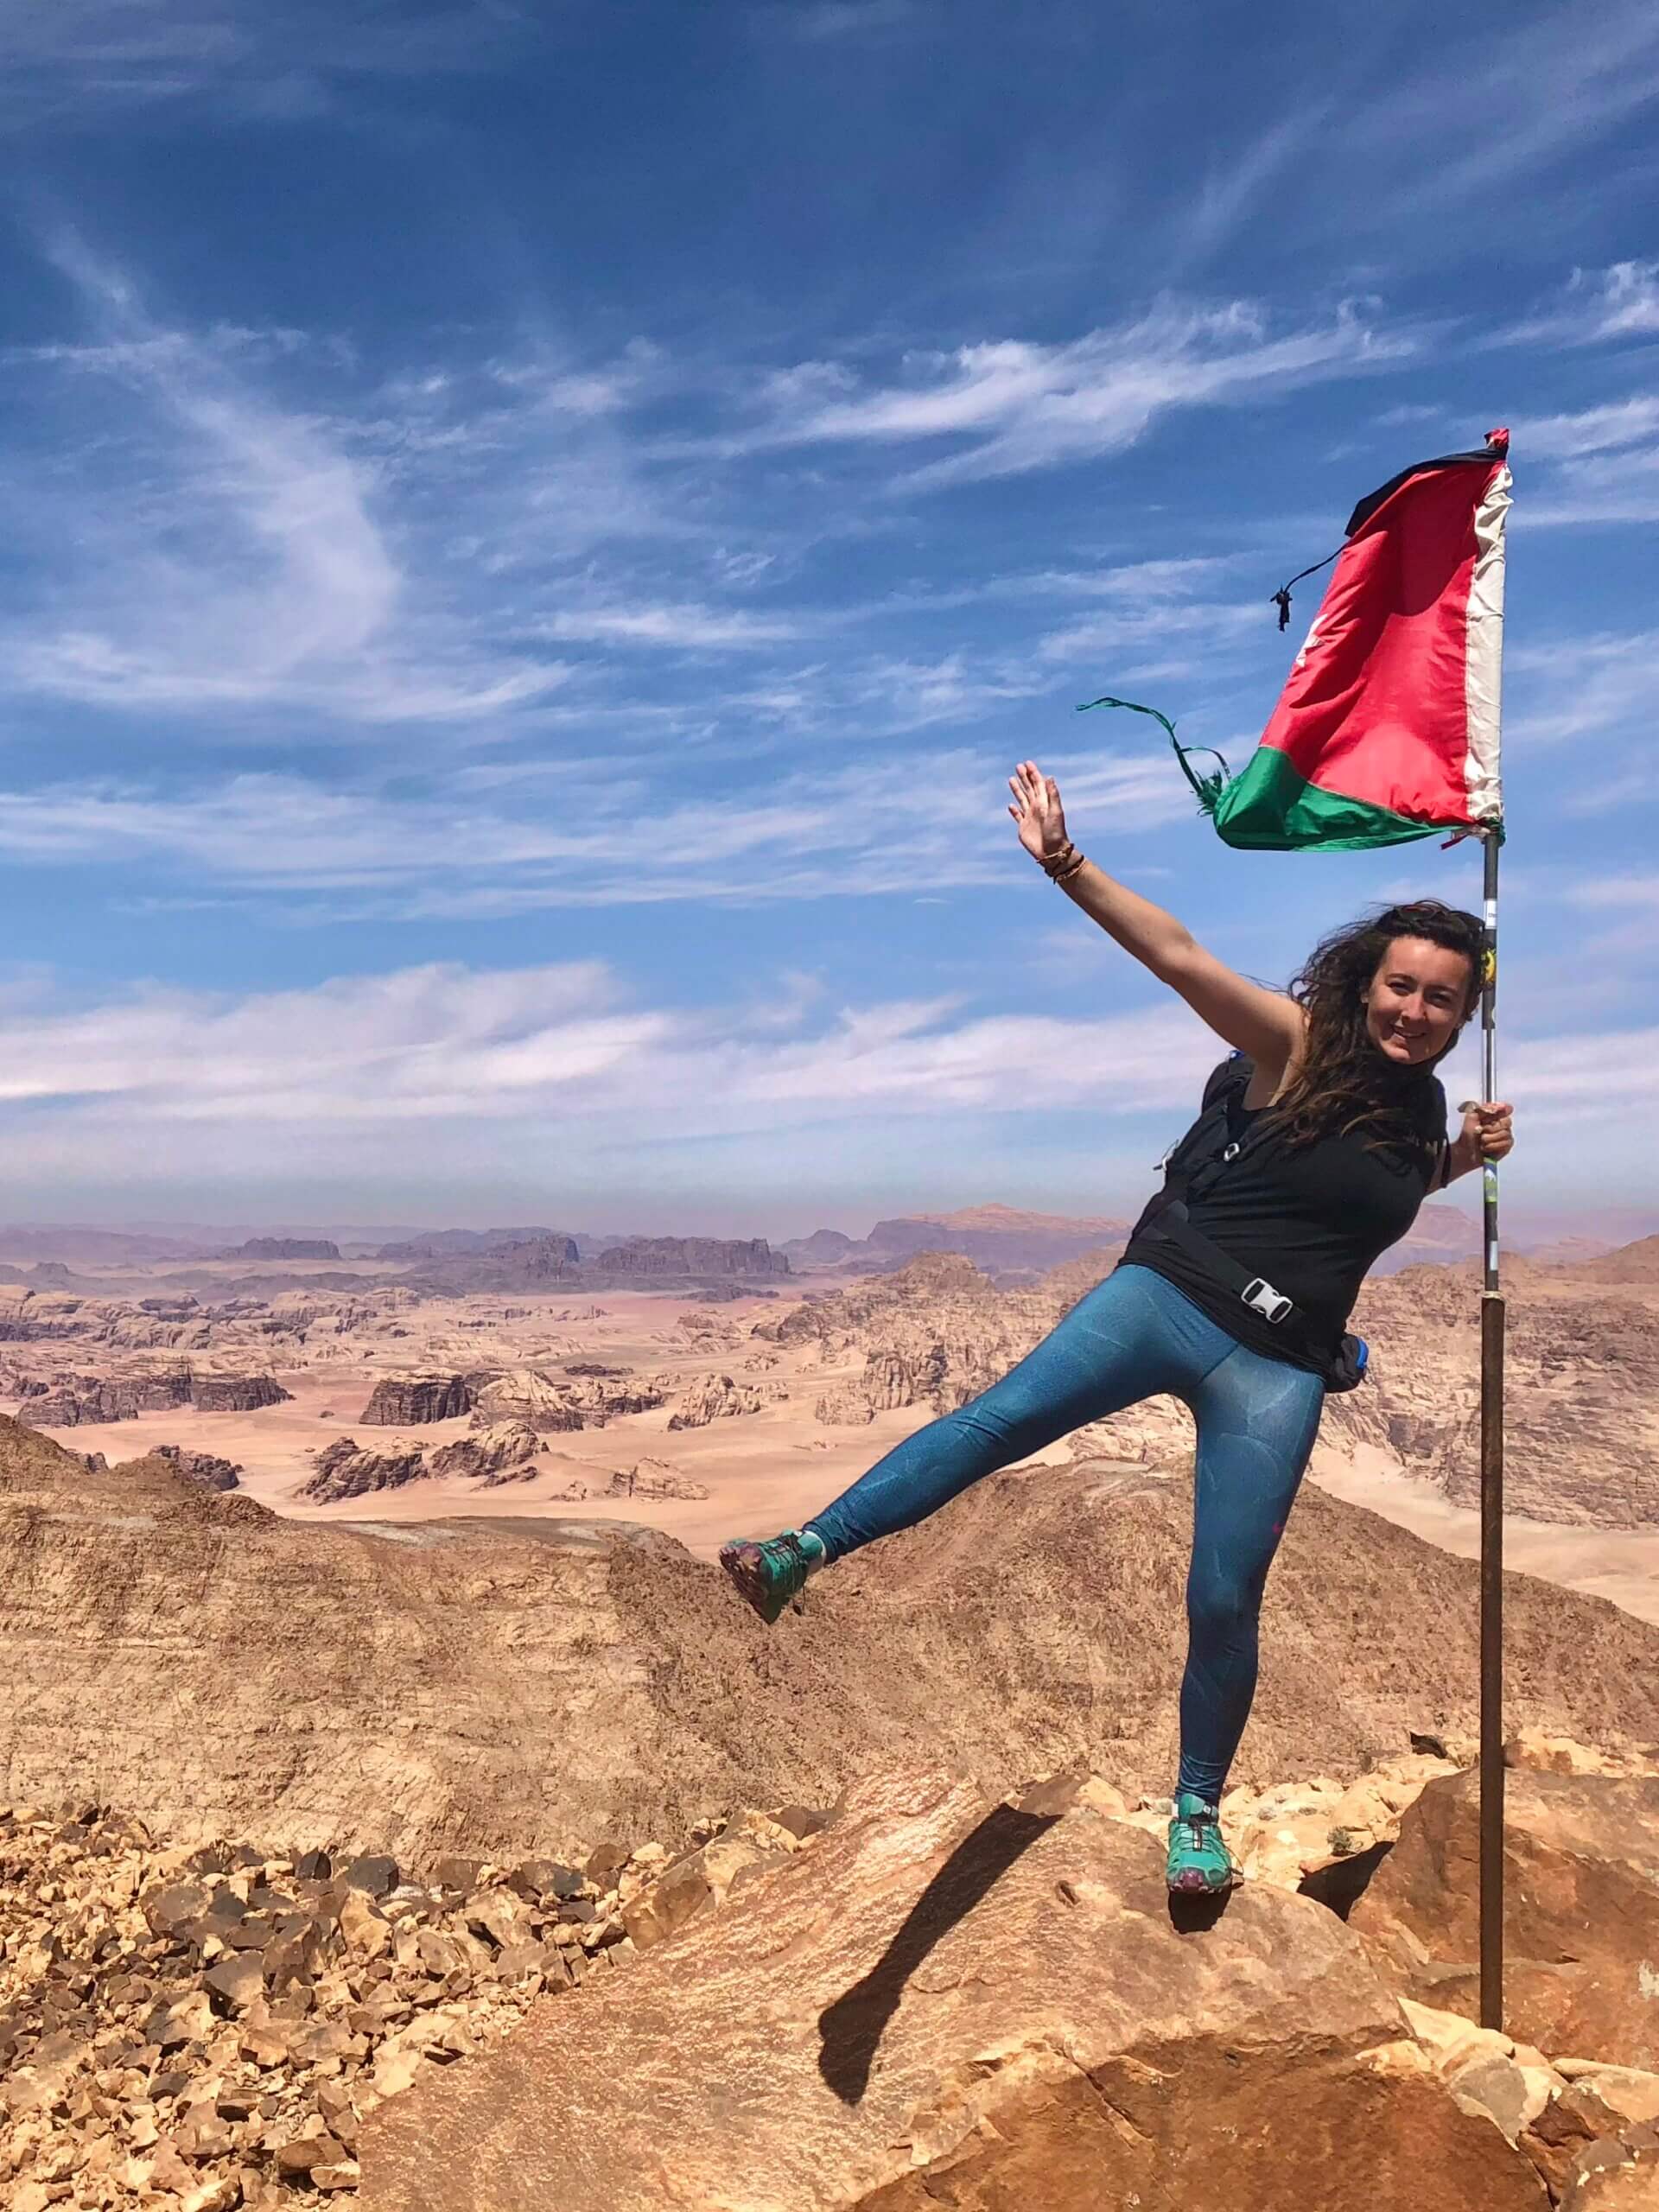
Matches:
[806,1264,1325,1802]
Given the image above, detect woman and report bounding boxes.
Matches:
[721,759,1515,1894]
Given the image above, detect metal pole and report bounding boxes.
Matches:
[1478,827,1505,2031]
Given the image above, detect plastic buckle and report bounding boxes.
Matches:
[1242,1278,1294,1325]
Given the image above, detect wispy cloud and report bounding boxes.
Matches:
[1506,630,1659,747]
[0,741,1195,913]
[1511,261,1659,349]
[1340,9,1659,212]
[745,300,1413,487]
[537,602,807,650]
[3,239,573,724]
[0,1,525,124]
[1516,397,1659,460]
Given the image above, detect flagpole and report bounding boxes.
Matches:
[1478,825,1504,2031]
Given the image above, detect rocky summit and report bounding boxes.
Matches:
[358,1761,1659,2212]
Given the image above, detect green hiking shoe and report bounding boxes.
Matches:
[1165,1792,1241,1895]
[719,1530,822,1624]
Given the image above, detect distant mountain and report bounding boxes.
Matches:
[1572,1233,1659,1285]
[402,1234,785,1294]
[219,1237,342,1262]
[782,1203,1133,1282]
[374,1227,568,1260]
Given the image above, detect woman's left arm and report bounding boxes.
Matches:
[1438,1100,1515,1186]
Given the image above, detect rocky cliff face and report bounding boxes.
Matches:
[590,1236,790,1281]
[1327,1268,1659,1527]
[1,1415,1655,1867]
[190,1373,294,1414]
[359,1376,474,1427]
[16,1368,194,1426]
[764,1249,1659,1529]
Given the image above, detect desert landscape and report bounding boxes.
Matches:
[9,1209,1659,2209]
[3,1206,1658,1621]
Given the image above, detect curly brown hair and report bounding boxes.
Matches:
[1267,899,1484,1157]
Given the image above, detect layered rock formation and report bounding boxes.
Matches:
[16,1368,291,1426]
[766,1248,1659,1529]
[300,1438,427,1503]
[1329,1268,1659,1527]
[359,1376,474,1427]
[589,1236,790,1281]
[3,1414,1657,1866]
[16,1369,194,1426]
[188,1374,293,1415]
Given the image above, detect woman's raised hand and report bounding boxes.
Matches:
[1007,760,1069,864]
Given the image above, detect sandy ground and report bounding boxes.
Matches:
[12,1279,1657,1628]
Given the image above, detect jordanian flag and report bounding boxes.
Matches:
[1090,429,1511,852]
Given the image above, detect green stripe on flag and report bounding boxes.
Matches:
[1209,744,1452,853]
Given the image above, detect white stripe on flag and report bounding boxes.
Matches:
[1464,458,1510,827]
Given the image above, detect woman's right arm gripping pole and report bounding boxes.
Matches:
[1008,759,1304,1077]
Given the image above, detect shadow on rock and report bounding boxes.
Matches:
[817,1803,1058,2104]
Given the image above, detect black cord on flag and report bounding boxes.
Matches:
[1272,547,1341,631]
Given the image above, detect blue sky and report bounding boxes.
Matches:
[0,0,1655,1237]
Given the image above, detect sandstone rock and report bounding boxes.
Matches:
[428,1423,541,1481]
[153,1442,243,1492]
[300,1434,427,1502]
[602,1457,710,1503]
[588,1236,789,1281]
[1352,1769,1659,2068]
[339,1888,392,1958]
[361,1375,474,1426]
[1560,2126,1659,2209]
[665,1371,767,1429]
[3,1408,1656,1868]
[359,1767,1548,2212]
[189,1372,293,1413]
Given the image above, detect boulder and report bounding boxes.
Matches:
[360,1767,1548,2211]
[1351,1769,1659,2069]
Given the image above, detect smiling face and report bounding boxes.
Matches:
[1362,935,1477,1066]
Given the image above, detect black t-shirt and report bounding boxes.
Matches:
[1120,1054,1448,1374]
